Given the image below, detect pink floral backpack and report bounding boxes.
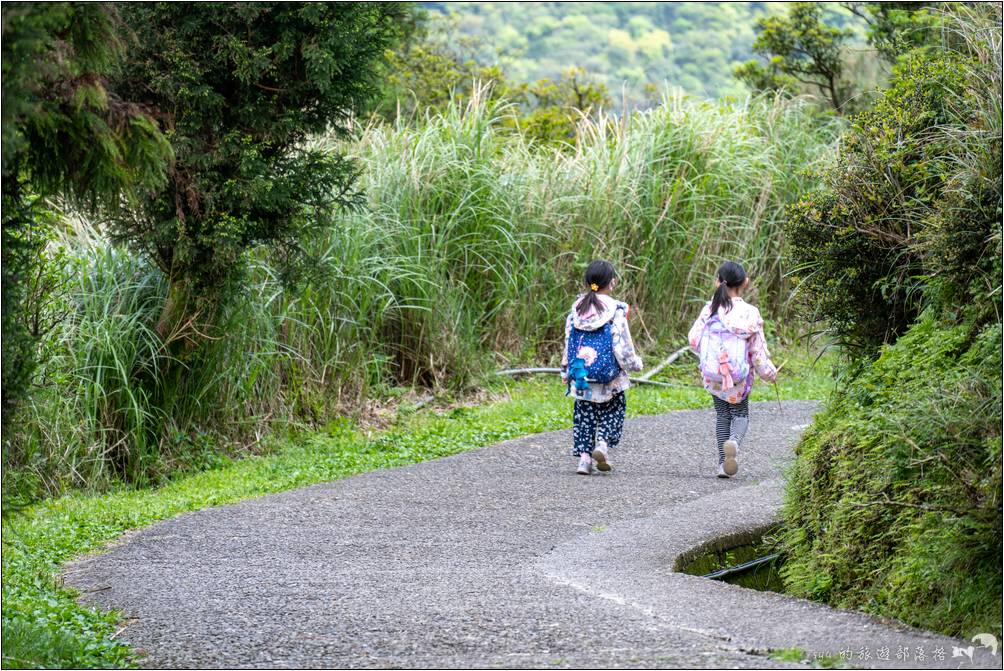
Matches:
[698,315,750,389]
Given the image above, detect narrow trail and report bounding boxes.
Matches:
[64,402,997,668]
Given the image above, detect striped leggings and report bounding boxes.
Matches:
[712,396,749,464]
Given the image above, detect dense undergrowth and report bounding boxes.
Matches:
[4,90,836,502]
[779,5,1002,639]
[1,361,832,669]
[781,316,1002,637]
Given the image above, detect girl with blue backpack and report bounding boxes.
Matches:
[561,260,643,475]
[688,261,777,478]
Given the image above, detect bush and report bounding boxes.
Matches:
[780,314,1002,637]
[785,4,1001,353]
[785,51,970,351]
[780,5,1003,638]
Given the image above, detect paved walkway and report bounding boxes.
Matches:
[64,401,998,668]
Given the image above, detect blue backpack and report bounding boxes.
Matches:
[566,308,623,398]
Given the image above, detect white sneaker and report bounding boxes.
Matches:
[717,462,729,478]
[723,439,739,476]
[592,440,611,472]
[576,453,593,475]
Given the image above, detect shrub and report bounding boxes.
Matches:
[785,50,972,352]
[785,2,1002,354]
[780,314,1002,637]
[780,5,1003,638]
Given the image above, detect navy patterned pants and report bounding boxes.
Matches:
[572,392,626,456]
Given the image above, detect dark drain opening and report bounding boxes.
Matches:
[677,525,786,593]
[703,552,781,580]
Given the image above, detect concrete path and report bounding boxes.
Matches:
[64,401,998,668]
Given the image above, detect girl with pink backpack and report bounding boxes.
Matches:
[688,261,778,478]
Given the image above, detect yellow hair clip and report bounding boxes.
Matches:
[590,283,599,291]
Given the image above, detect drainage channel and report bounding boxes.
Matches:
[677,526,786,593]
[702,552,781,580]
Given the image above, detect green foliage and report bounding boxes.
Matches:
[780,314,1002,637]
[4,91,835,500]
[0,3,171,205]
[335,90,833,388]
[6,226,319,496]
[517,67,612,146]
[1,187,49,434]
[846,2,943,63]
[781,4,1003,641]
[1,366,832,668]
[378,13,612,148]
[425,2,821,108]
[768,648,807,664]
[735,3,855,112]
[1,2,172,448]
[108,2,409,314]
[3,2,413,486]
[785,10,1002,352]
[733,58,798,97]
[377,12,517,120]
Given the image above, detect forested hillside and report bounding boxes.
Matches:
[423,2,866,106]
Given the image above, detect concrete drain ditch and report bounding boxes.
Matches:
[675,524,786,593]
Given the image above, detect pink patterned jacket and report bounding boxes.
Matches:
[687,297,777,404]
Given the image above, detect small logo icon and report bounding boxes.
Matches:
[972,633,998,656]
[952,646,974,663]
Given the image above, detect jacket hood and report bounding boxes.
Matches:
[707,297,762,340]
[569,294,627,331]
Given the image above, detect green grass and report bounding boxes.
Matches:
[2,349,831,668]
[768,647,806,663]
[767,646,854,669]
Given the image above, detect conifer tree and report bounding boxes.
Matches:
[108,3,411,340]
[1,3,172,427]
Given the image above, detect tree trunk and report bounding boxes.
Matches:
[827,74,841,113]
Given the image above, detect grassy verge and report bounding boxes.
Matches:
[780,316,1002,639]
[2,348,832,668]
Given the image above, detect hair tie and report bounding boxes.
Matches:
[590,283,599,291]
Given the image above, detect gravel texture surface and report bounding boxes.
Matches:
[63,401,999,669]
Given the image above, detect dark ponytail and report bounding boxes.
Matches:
[710,261,747,315]
[576,259,617,316]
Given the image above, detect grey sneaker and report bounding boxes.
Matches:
[592,440,611,472]
[723,439,739,476]
[576,453,593,475]
[717,461,729,478]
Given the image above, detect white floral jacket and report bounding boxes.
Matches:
[561,294,644,403]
